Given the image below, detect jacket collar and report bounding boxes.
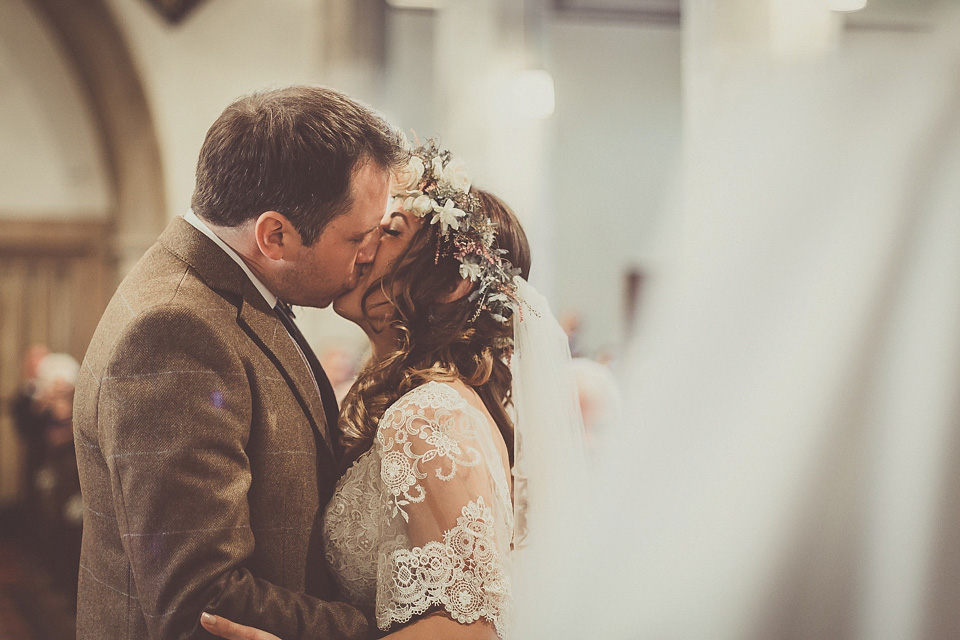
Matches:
[182,209,278,308]
[158,217,335,457]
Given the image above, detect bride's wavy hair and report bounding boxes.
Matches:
[339,189,531,466]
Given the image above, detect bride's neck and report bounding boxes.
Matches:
[365,325,401,363]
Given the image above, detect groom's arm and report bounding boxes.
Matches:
[98,304,367,639]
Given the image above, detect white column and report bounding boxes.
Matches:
[434,0,555,294]
[681,0,841,249]
[313,0,387,105]
[684,0,840,145]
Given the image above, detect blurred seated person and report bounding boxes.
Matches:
[12,345,50,513]
[571,356,622,453]
[559,309,584,358]
[33,352,80,449]
[28,351,83,595]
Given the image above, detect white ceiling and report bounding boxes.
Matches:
[844,0,942,29]
[557,0,679,10]
[554,0,944,28]
[553,0,680,22]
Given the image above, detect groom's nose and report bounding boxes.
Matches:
[356,229,380,265]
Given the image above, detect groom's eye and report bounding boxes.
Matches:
[350,226,379,243]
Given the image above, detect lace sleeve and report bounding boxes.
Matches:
[373,382,513,638]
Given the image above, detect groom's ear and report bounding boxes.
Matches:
[254,211,298,261]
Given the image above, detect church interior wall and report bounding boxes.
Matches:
[549,17,681,358]
[0,1,688,504]
[103,0,328,222]
[0,0,112,219]
[89,0,682,360]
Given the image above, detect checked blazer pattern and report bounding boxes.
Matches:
[73,218,368,639]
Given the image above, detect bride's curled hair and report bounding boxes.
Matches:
[339,189,531,466]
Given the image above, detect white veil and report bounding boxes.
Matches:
[508,277,591,639]
[563,9,960,640]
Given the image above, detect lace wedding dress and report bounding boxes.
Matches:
[323,380,514,638]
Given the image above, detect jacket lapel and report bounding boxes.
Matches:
[158,217,335,458]
[236,297,334,455]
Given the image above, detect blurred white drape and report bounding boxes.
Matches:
[547,10,960,640]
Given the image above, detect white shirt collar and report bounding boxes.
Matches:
[182,209,278,308]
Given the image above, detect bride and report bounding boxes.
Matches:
[201,140,585,639]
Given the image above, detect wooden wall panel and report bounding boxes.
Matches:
[0,220,110,505]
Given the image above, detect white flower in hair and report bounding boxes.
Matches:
[395,138,521,327]
[403,193,434,217]
[431,198,465,234]
[394,155,425,193]
[439,157,471,193]
[459,257,482,281]
[431,155,445,178]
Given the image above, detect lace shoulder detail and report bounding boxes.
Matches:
[377,495,510,637]
[372,381,513,637]
[376,381,485,523]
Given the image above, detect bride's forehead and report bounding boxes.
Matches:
[387,201,425,225]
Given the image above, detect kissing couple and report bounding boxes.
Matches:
[74,86,586,639]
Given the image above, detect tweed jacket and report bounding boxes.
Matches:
[74,218,368,639]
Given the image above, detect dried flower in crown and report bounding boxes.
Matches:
[392,139,521,324]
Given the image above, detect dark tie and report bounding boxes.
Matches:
[274,301,342,456]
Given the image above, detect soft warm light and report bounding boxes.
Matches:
[828,0,867,12]
[511,69,556,120]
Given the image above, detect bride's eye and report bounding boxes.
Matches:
[383,228,401,237]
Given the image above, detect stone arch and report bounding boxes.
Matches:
[0,0,165,505]
[29,0,166,276]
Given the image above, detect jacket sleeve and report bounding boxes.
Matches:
[98,304,367,639]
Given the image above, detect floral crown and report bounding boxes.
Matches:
[392,139,521,324]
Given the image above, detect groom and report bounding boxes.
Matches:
[74,86,404,639]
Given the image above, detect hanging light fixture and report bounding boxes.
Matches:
[510,0,554,120]
[511,69,556,119]
[828,0,867,12]
[385,0,444,8]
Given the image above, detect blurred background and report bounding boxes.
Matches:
[1,0,958,638]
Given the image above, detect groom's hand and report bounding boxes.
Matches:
[201,613,282,640]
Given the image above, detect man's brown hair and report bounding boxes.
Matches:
[191,86,406,245]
